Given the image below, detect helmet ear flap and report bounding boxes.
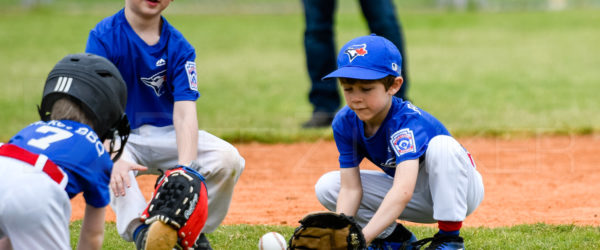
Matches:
[108,113,131,162]
[38,105,50,121]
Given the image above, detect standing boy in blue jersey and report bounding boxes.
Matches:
[314,35,484,250]
[85,0,245,248]
[0,53,130,250]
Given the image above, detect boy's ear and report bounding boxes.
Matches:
[388,76,404,95]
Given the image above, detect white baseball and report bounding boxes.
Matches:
[258,232,286,250]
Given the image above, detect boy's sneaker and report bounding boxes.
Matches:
[411,233,464,250]
[368,233,418,250]
[133,225,149,250]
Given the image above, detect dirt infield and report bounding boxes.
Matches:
[71,135,600,228]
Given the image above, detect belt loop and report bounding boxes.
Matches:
[34,154,48,171]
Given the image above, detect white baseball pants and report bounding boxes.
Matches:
[0,156,71,250]
[315,135,484,238]
[111,125,245,241]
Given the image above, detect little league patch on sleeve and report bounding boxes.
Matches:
[390,128,416,156]
[185,61,198,91]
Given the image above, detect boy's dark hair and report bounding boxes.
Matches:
[49,97,95,129]
[339,75,396,90]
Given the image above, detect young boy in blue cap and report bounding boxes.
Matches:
[314,34,485,249]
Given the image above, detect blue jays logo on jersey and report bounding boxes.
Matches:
[390,128,416,156]
[344,44,368,62]
[185,61,198,91]
[141,70,167,96]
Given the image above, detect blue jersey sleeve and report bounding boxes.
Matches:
[169,48,199,102]
[80,160,111,208]
[333,109,364,168]
[388,117,430,164]
[85,30,109,59]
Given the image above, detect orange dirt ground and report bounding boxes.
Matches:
[71,135,600,228]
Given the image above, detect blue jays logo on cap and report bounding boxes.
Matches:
[345,44,368,62]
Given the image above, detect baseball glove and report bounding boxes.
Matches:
[288,211,366,250]
[140,166,208,249]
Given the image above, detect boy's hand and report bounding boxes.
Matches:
[110,160,147,196]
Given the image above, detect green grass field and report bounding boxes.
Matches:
[71,222,600,249]
[2,1,599,249]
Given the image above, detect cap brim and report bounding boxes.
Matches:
[322,66,390,81]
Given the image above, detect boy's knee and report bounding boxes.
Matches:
[219,146,245,173]
[426,135,469,173]
[315,171,340,207]
[193,147,245,179]
[429,135,458,148]
[428,135,463,158]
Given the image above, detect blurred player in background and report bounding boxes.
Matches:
[314,35,484,250]
[0,53,130,250]
[85,0,245,248]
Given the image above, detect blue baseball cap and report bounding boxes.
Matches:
[323,34,402,80]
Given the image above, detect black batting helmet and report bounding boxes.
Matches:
[39,53,130,161]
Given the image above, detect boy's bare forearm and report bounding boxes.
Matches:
[77,205,106,250]
[336,167,363,215]
[362,160,419,243]
[173,101,199,165]
[362,186,411,243]
[336,186,362,216]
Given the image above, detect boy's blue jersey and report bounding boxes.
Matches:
[333,97,451,177]
[85,9,199,129]
[8,120,112,208]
